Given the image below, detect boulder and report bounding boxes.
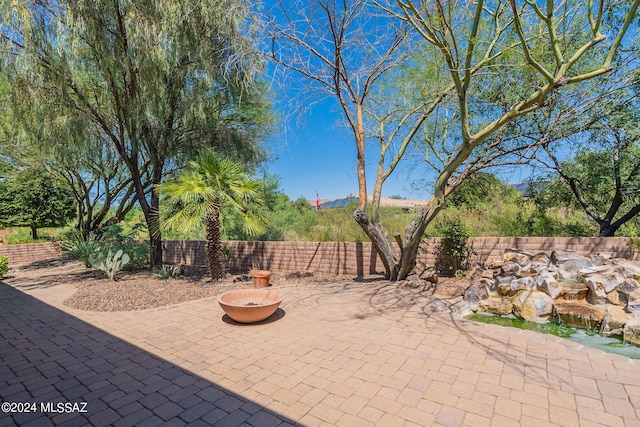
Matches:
[480,269,496,279]
[486,257,504,269]
[496,276,514,296]
[623,319,640,346]
[611,259,640,278]
[536,274,561,299]
[479,296,514,316]
[619,278,640,295]
[578,265,617,277]
[606,289,626,306]
[504,249,533,266]
[509,276,537,295]
[513,291,554,323]
[531,252,551,264]
[419,267,439,284]
[584,273,625,305]
[528,262,551,275]
[558,280,589,301]
[600,305,633,337]
[550,249,593,270]
[626,289,640,314]
[500,262,521,277]
[553,301,605,330]
[464,282,490,311]
[591,252,613,265]
[557,268,580,281]
[434,280,467,298]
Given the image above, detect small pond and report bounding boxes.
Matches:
[466,313,640,360]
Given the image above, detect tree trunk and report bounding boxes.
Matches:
[205,207,224,279]
[354,199,443,281]
[31,227,38,240]
[599,223,618,237]
[150,234,163,267]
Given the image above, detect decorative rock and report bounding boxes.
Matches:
[420,268,438,284]
[527,262,550,275]
[558,281,589,301]
[591,252,613,265]
[584,273,625,305]
[500,262,520,277]
[435,279,468,298]
[486,257,504,269]
[626,289,640,314]
[530,252,550,264]
[611,259,640,278]
[406,273,421,282]
[557,268,580,281]
[619,278,640,295]
[578,265,616,276]
[479,296,514,316]
[513,291,554,323]
[510,277,537,294]
[600,305,633,337]
[606,289,626,306]
[553,301,605,329]
[550,249,593,270]
[536,274,561,299]
[464,282,490,311]
[496,275,515,296]
[480,269,495,279]
[504,249,533,266]
[623,319,640,346]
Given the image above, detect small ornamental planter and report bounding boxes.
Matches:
[217,289,282,323]
[251,269,271,288]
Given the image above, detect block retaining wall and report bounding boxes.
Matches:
[2,238,636,273]
[163,237,639,275]
[0,242,62,265]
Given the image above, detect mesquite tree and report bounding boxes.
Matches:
[267,0,639,280]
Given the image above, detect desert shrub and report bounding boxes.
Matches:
[58,232,101,267]
[433,216,474,277]
[59,224,149,269]
[98,224,150,269]
[0,255,8,279]
[154,265,183,282]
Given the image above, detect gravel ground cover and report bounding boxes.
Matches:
[6,258,412,312]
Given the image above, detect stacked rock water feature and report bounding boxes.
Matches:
[464,249,640,346]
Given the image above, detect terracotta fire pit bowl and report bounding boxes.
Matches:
[217,289,283,324]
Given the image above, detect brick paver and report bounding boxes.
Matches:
[2,266,640,426]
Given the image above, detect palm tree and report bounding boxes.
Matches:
[156,151,268,279]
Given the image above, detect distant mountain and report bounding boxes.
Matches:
[310,195,428,210]
[509,180,550,196]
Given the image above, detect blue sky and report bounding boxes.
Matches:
[265,98,435,202]
[263,97,533,202]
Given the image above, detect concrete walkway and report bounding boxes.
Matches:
[2,275,640,426]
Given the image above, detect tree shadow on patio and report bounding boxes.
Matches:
[0,281,299,426]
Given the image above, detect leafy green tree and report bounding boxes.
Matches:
[156,151,269,279]
[0,169,75,239]
[0,92,141,237]
[537,143,640,236]
[1,0,271,267]
[447,173,520,209]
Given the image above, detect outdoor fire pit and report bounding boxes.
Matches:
[217,289,283,323]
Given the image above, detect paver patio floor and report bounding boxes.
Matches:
[2,272,640,426]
